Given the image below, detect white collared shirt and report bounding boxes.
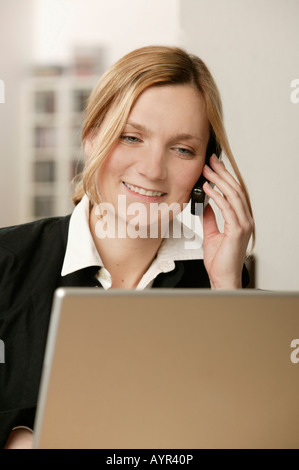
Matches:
[61,194,204,289]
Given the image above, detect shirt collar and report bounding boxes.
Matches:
[136,217,203,289]
[61,195,203,280]
[61,194,102,276]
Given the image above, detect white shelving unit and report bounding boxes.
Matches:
[20,71,98,222]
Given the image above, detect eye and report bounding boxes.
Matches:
[173,147,195,157]
[120,135,141,144]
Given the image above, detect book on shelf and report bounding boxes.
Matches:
[33,195,55,218]
[34,90,56,114]
[34,126,56,148]
[33,160,56,183]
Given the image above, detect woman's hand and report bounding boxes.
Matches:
[4,427,34,449]
[202,154,254,289]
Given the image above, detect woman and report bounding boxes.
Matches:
[1,45,254,448]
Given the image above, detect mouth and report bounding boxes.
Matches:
[123,181,166,197]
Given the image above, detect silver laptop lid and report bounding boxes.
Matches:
[34,288,299,449]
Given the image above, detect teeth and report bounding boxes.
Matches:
[124,182,165,197]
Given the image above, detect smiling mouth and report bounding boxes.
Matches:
[123,182,166,197]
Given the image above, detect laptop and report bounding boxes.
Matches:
[33,288,299,449]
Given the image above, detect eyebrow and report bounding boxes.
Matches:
[125,120,204,144]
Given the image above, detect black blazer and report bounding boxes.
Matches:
[0,215,249,447]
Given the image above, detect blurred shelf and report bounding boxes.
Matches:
[20,72,98,221]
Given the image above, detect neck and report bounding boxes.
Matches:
[89,207,164,288]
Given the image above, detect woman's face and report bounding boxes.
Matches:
[89,84,210,228]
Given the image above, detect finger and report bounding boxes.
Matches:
[204,154,251,218]
[202,161,253,229]
[209,154,247,200]
[202,166,249,225]
[203,182,253,242]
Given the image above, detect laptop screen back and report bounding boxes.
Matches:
[34,288,299,449]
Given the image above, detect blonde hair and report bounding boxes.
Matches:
[72,45,255,247]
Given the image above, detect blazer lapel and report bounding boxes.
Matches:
[152,262,185,288]
[59,266,102,288]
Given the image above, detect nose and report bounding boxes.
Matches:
[136,144,168,181]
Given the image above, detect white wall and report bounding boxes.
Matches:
[180,0,299,291]
[0,0,35,227]
[32,0,181,67]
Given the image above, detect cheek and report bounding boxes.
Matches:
[174,164,204,197]
[97,149,124,183]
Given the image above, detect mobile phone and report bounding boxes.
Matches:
[190,133,222,215]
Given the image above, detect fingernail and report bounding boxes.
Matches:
[204,164,213,173]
